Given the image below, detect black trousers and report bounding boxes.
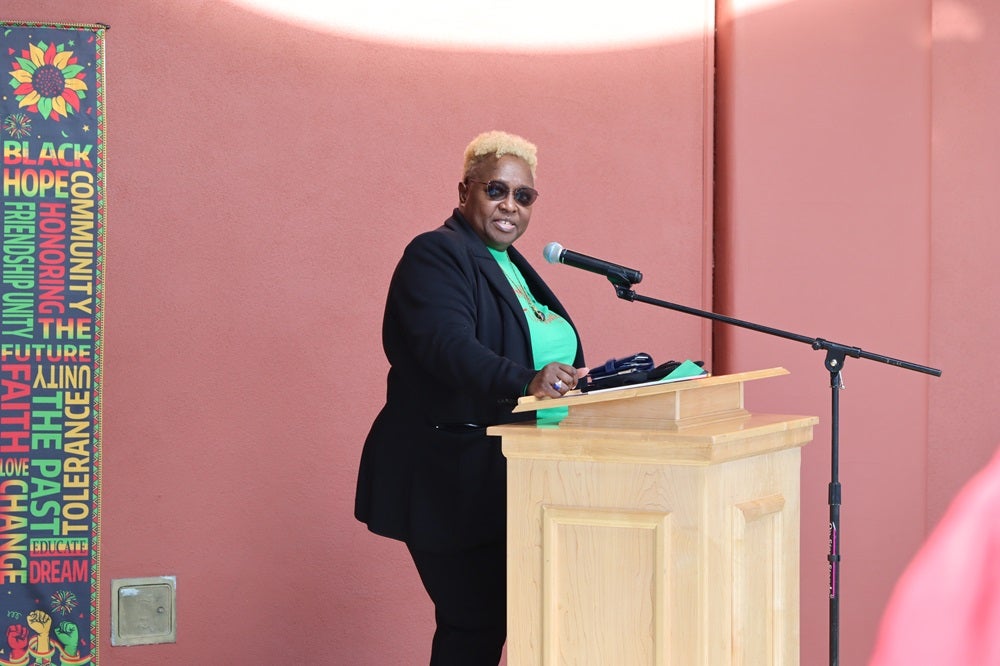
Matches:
[407,541,506,666]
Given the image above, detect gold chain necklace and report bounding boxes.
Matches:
[499,263,547,322]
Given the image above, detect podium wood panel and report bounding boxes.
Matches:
[492,370,817,666]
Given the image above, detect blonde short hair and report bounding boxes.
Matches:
[463,130,538,179]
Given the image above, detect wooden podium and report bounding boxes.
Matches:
[489,368,818,666]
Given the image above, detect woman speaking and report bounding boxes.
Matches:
[355,130,587,665]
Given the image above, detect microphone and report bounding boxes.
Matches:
[543,242,643,284]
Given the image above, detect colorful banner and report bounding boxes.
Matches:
[1,22,105,665]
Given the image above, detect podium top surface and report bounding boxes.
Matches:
[512,366,789,414]
[493,368,818,463]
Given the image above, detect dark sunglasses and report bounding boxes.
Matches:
[467,179,539,207]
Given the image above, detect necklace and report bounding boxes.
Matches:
[498,262,547,322]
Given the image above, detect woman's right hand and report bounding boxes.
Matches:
[526,363,589,399]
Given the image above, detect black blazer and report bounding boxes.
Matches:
[355,210,584,551]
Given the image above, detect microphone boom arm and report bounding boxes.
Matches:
[612,284,941,376]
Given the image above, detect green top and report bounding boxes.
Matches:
[489,248,578,422]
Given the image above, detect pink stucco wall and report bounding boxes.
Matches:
[2,1,994,664]
[927,0,1000,533]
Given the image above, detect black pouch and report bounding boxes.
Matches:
[588,352,654,378]
[580,354,703,393]
[580,352,654,392]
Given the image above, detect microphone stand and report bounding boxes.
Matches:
[604,270,941,666]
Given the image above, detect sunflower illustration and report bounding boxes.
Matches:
[8,40,88,121]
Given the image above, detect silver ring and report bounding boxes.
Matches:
[553,380,564,392]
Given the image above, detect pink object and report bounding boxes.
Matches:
[870,448,1000,665]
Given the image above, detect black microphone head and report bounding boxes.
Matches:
[543,242,564,264]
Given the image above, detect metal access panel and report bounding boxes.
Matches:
[110,576,177,646]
